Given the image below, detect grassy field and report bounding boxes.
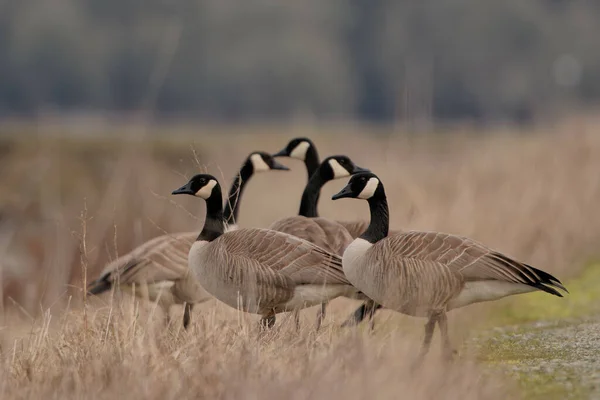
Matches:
[1,121,600,398]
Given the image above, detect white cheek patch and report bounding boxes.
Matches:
[195,179,217,199]
[328,159,350,179]
[289,141,310,160]
[357,178,379,199]
[250,153,270,172]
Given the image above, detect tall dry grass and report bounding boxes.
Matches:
[1,123,600,398]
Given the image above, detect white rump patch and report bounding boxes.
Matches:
[250,153,270,172]
[328,159,350,179]
[357,178,379,199]
[195,179,217,199]
[289,141,310,160]
[448,281,536,310]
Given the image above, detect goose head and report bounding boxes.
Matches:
[172,174,222,200]
[319,155,369,182]
[272,137,315,161]
[246,151,290,173]
[332,171,384,201]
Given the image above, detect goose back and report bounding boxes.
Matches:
[89,232,194,291]
[269,216,353,256]
[189,227,352,314]
[343,231,565,316]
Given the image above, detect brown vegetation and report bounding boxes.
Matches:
[1,123,599,398]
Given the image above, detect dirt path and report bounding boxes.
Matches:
[475,317,600,399]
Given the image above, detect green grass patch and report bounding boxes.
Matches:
[482,262,600,328]
[473,262,600,400]
[510,367,590,400]
[477,333,591,400]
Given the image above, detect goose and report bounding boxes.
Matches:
[272,137,320,180]
[331,171,567,363]
[273,137,369,231]
[273,138,385,327]
[273,138,370,237]
[87,152,289,328]
[269,155,367,255]
[171,174,359,329]
[268,154,369,329]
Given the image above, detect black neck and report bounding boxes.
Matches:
[298,171,327,218]
[360,192,390,244]
[304,146,320,180]
[197,188,225,242]
[223,163,253,225]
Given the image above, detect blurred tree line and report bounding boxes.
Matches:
[0,0,599,124]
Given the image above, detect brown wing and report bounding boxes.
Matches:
[88,232,196,295]
[383,231,566,296]
[269,216,353,256]
[217,228,350,286]
[358,239,462,313]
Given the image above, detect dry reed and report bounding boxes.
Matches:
[1,123,599,398]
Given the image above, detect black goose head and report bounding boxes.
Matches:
[272,137,315,160]
[318,155,369,182]
[332,171,384,201]
[245,151,290,174]
[172,174,221,200]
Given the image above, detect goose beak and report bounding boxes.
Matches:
[272,148,289,158]
[271,160,290,171]
[332,184,354,200]
[352,165,370,174]
[171,181,195,196]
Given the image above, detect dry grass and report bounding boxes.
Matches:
[1,121,600,398]
[0,302,507,399]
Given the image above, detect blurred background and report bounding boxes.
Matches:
[1,0,600,126]
[0,0,600,321]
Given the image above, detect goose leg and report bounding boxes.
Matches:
[183,303,194,329]
[436,312,456,362]
[260,313,276,330]
[164,308,173,327]
[162,303,172,327]
[412,314,438,369]
[367,301,378,331]
[341,303,367,327]
[315,302,327,331]
[341,300,382,328]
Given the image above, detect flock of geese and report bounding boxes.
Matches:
[88,137,568,364]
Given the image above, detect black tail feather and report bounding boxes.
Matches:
[87,275,112,295]
[531,282,563,297]
[527,264,568,293]
[525,264,568,296]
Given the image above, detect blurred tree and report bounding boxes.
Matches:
[0,0,598,124]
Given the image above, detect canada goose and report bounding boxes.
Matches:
[273,138,384,327]
[87,152,289,328]
[268,154,369,329]
[171,174,359,329]
[272,137,320,179]
[331,172,567,363]
[269,155,367,255]
[273,138,370,238]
